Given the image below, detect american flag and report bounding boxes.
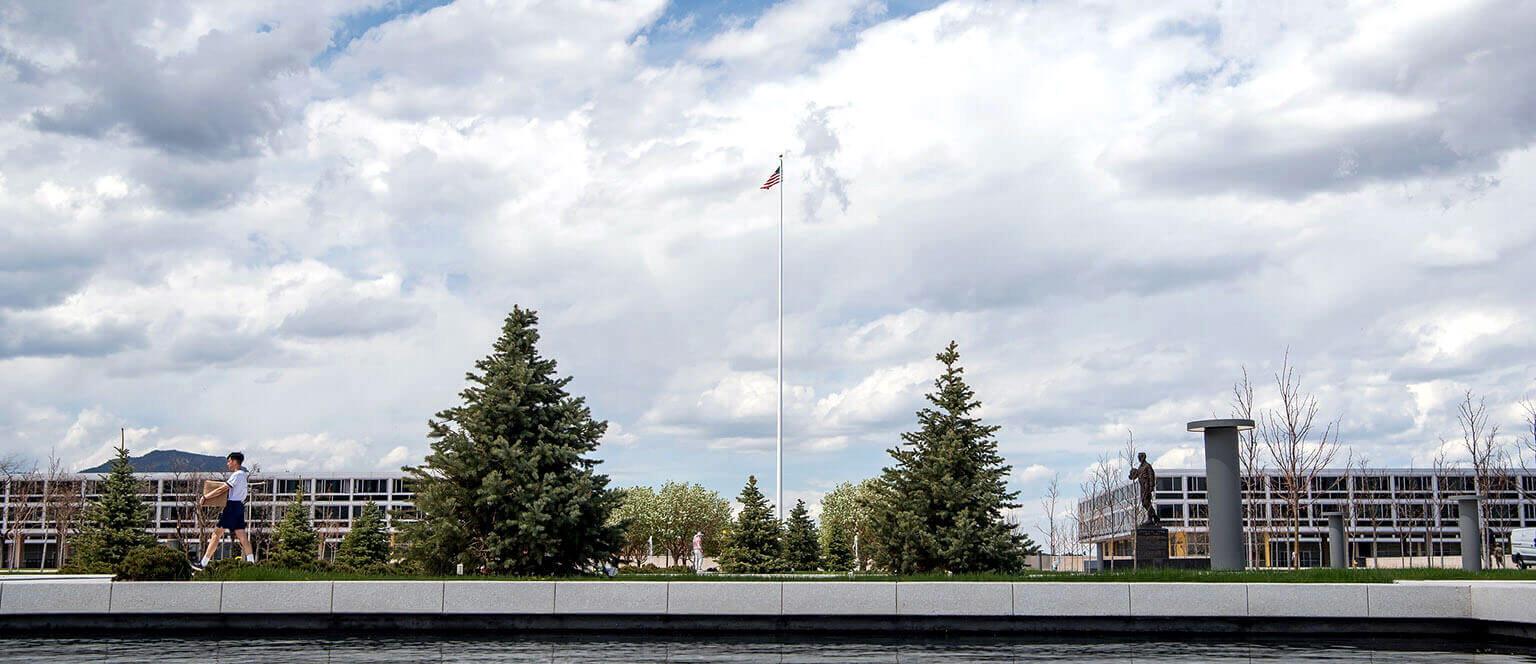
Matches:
[760,166,781,190]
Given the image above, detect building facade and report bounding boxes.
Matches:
[1077,468,1532,567]
[0,471,413,569]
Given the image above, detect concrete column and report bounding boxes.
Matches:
[1188,419,1256,571]
[1452,495,1482,572]
[1325,513,1346,569]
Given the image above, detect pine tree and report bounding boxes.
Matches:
[69,444,156,568]
[401,307,624,575]
[267,489,319,569]
[821,518,855,571]
[781,499,820,571]
[718,476,784,573]
[869,342,1026,574]
[335,502,390,570]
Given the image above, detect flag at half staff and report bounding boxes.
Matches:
[760,166,781,190]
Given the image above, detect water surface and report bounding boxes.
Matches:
[5,635,1533,663]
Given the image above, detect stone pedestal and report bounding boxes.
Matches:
[1188,418,1256,570]
[1133,525,1170,567]
[1326,513,1347,569]
[1452,494,1482,572]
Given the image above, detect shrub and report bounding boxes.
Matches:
[116,545,192,581]
[196,558,255,579]
[259,556,333,573]
[59,559,116,575]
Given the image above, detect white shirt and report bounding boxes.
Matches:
[226,468,249,502]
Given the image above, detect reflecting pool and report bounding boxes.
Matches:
[4,635,1533,663]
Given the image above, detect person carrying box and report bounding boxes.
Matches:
[192,452,254,570]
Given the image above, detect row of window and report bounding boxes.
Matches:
[1151,502,1530,521]
[1147,474,1535,493]
[0,478,418,498]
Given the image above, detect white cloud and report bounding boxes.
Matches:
[4,0,1536,548]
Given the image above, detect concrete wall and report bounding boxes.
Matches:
[2,579,1533,630]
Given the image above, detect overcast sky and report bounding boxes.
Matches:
[2,0,1534,530]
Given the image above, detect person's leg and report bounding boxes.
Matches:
[234,529,254,562]
[200,528,227,566]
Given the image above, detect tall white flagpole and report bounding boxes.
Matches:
[776,152,784,522]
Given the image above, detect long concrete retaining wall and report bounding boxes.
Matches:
[2,579,1533,641]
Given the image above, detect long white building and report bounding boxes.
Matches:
[1077,467,1532,567]
[0,471,413,569]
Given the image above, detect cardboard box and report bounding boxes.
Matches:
[203,479,227,508]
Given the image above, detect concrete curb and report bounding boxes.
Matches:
[2,579,1533,639]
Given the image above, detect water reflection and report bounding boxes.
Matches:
[4,635,1533,663]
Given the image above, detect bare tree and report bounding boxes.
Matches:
[1233,367,1267,568]
[1431,446,1453,568]
[1077,449,1126,566]
[1038,473,1080,557]
[1517,399,1536,500]
[1448,390,1505,568]
[43,454,85,568]
[1348,452,1377,568]
[0,455,41,570]
[1258,352,1340,568]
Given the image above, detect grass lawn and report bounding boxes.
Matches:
[196,566,1536,583]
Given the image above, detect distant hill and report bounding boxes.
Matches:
[79,449,229,474]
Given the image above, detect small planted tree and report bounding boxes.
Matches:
[68,445,156,571]
[267,490,319,569]
[819,479,878,571]
[657,480,733,564]
[869,342,1026,574]
[401,307,624,575]
[781,499,820,571]
[613,486,664,565]
[821,518,854,571]
[719,476,784,573]
[335,502,390,570]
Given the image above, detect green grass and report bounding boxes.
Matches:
[197,566,1536,583]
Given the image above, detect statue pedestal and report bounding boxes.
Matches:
[1133,525,1170,567]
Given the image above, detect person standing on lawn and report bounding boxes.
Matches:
[193,452,255,570]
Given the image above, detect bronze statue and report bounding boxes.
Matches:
[1128,451,1159,526]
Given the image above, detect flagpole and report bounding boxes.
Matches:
[776,152,784,522]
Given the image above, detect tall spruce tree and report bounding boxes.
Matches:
[268,489,319,568]
[69,444,156,568]
[718,476,784,573]
[335,502,390,569]
[781,499,821,571]
[869,342,1026,574]
[401,307,624,575]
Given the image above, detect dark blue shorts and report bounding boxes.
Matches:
[217,500,247,530]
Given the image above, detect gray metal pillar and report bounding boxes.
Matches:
[1188,419,1256,571]
[1326,513,1346,569]
[1452,495,1482,572]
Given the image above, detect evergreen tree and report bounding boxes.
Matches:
[781,499,820,571]
[821,518,855,571]
[267,489,319,569]
[69,444,156,568]
[718,476,784,573]
[868,342,1026,574]
[335,502,390,569]
[401,307,624,575]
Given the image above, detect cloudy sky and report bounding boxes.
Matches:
[2,0,1534,530]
